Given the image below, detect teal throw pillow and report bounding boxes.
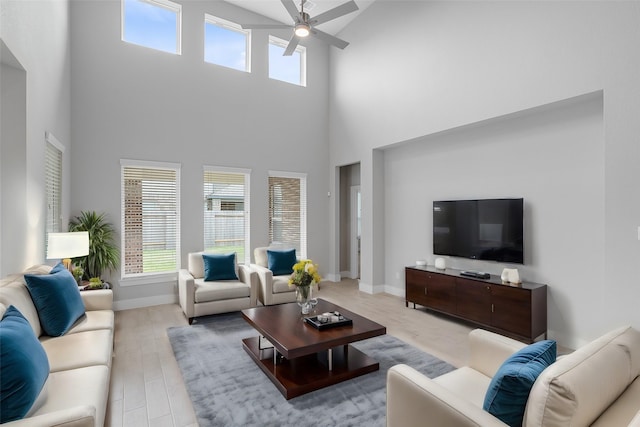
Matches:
[267,249,296,276]
[24,269,86,337]
[49,262,66,274]
[483,340,557,426]
[203,253,238,281]
[0,306,50,423]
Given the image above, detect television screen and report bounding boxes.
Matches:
[433,198,524,264]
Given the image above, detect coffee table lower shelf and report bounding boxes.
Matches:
[242,336,379,400]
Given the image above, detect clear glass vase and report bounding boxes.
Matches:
[296,285,312,315]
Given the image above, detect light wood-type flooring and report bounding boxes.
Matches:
[106,278,474,427]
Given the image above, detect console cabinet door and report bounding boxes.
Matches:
[491,286,531,338]
[425,273,456,313]
[405,268,428,306]
[456,279,491,324]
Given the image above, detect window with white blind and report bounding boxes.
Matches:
[268,171,307,258]
[121,160,180,280]
[203,167,250,264]
[45,133,64,251]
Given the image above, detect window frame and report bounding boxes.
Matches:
[203,166,251,265]
[121,0,182,55]
[268,170,307,259]
[268,35,307,87]
[120,159,181,286]
[45,132,64,254]
[204,14,251,73]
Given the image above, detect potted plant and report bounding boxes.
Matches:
[69,211,119,281]
[72,266,84,286]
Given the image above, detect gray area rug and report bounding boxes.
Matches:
[167,312,455,427]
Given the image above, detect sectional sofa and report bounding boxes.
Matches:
[0,265,114,426]
[387,325,640,426]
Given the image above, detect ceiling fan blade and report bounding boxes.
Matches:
[281,0,301,21]
[310,28,349,49]
[283,35,300,56]
[240,24,293,30]
[310,0,359,26]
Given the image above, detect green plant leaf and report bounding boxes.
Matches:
[69,211,119,279]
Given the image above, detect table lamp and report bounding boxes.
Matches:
[46,231,90,271]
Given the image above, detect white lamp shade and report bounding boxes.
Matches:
[46,232,90,259]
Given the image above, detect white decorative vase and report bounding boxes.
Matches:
[508,269,521,284]
[434,258,446,270]
[501,268,521,284]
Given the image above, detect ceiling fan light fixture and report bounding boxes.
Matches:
[294,23,310,37]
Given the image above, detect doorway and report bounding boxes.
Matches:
[350,185,361,279]
[339,163,361,279]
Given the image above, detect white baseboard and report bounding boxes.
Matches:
[113,294,178,311]
[325,273,341,282]
[547,329,587,350]
[340,270,359,280]
[384,285,405,298]
[358,280,385,294]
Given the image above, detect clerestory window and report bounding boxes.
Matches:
[268,36,306,86]
[122,0,182,55]
[204,15,251,72]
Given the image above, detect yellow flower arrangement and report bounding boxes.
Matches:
[289,259,322,288]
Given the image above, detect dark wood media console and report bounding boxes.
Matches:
[405,266,547,343]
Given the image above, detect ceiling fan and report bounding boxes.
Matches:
[241,0,359,56]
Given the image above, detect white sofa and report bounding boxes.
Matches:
[0,264,114,427]
[178,251,258,324]
[387,326,640,427]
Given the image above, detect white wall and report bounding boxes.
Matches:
[70,0,330,306]
[329,1,640,347]
[384,93,604,346]
[1,43,27,277]
[0,0,72,274]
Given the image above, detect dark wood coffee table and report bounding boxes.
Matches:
[241,299,386,399]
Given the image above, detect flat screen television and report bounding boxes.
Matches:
[433,198,524,264]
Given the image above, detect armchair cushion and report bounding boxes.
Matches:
[483,339,556,426]
[203,253,238,281]
[24,269,85,337]
[188,251,238,279]
[0,306,50,423]
[267,249,296,276]
[272,276,292,293]
[194,279,251,303]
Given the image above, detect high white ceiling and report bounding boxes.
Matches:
[223,0,376,35]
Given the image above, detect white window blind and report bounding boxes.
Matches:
[121,161,180,277]
[203,167,250,264]
[45,134,64,251]
[268,172,307,258]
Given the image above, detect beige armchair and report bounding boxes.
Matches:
[178,251,257,324]
[250,247,319,306]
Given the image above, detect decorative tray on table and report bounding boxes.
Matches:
[304,311,353,330]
